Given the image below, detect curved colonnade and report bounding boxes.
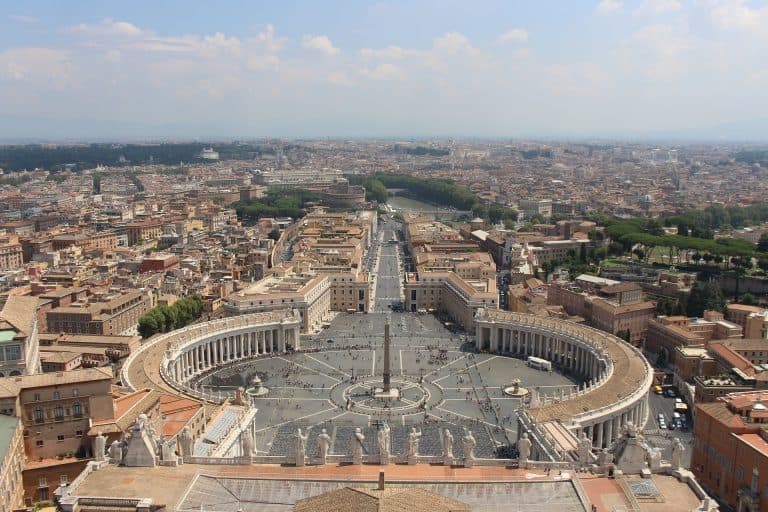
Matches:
[474,309,653,450]
[121,310,302,402]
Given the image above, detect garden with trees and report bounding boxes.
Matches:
[138,295,204,338]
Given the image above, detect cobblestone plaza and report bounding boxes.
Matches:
[196,313,579,456]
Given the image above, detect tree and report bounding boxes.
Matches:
[687,281,726,317]
[632,248,645,261]
[739,293,758,306]
[691,253,702,264]
[759,232,768,253]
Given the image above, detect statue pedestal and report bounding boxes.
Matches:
[443,455,454,466]
[464,457,474,468]
[352,454,362,465]
[408,455,418,465]
[295,455,305,467]
[380,453,390,465]
[373,387,400,400]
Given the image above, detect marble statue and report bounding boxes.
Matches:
[407,427,422,463]
[670,437,685,469]
[122,413,158,467]
[108,440,123,464]
[178,426,194,459]
[160,438,177,463]
[517,432,532,462]
[294,428,308,467]
[442,428,454,465]
[351,427,365,465]
[624,421,639,438]
[462,428,477,467]
[378,422,391,464]
[93,431,107,462]
[317,428,331,465]
[578,432,593,466]
[598,449,614,467]
[241,428,255,458]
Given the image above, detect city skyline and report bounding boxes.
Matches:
[2,0,768,141]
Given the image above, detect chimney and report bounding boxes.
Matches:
[378,471,385,490]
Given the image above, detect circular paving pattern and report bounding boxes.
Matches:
[194,313,583,456]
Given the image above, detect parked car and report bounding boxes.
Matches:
[666,388,677,398]
[653,385,663,394]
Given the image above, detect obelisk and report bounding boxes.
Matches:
[383,321,391,392]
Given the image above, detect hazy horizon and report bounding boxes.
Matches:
[3,0,768,142]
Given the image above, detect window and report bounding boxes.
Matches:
[72,402,82,417]
[34,393,41,402]
[54,405,64,420]
[53,391,60,400]
[38,477,47,487]
[35,440,43,447]
[72,388,79,397]
[75,430,83,437]
[59,475,68,486]
[34,408,43,424]
[57,434,64,442]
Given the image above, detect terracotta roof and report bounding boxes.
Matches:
[708,342,755,374]
[0,296,40,336]
[293,487,470,512]
[0,367,112,398]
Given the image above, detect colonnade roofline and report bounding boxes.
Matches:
[121,309,302,397]
[473,308,653,430]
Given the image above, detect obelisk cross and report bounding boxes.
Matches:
[383,321,391,392]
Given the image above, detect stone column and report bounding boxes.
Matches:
[604,418,613,446]
[279,328,286,353]
[596,422,604,449]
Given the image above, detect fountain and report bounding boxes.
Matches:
[245,375,269,398]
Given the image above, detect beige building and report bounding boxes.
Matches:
[404,272,498,330]
[0,241,23,271]
[225,270,370,332]
[46,289,153,336]
[0,414,24,511]
[547,278,655,345]
[0,368,114,503]
[0,296,41,377]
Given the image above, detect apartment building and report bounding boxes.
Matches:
[0,415,24,511]
[693,391,768,512]
[547,277,655,345]
[46,289,153,336]
[225,270,370,332]
[0,368,114,503]
[404,272,498,330]
[645,311,743,365]
[0,241,23,271]
[0,296,41,377]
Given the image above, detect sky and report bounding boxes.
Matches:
[2,0,768,141]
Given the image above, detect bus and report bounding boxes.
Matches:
[526,356,552,372]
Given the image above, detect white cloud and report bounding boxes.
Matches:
[327,71,354,86]
[360,63,404,80]
[596,0,623,14]
[302,34,340,56]
[9,14,38,23]
[496,28,529,45]
[433,32,477,54]
[634,0,682,15]
[359,45,422,59]
[707,0,768,32]
[68,18,143,38]
[0,47,72,86]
